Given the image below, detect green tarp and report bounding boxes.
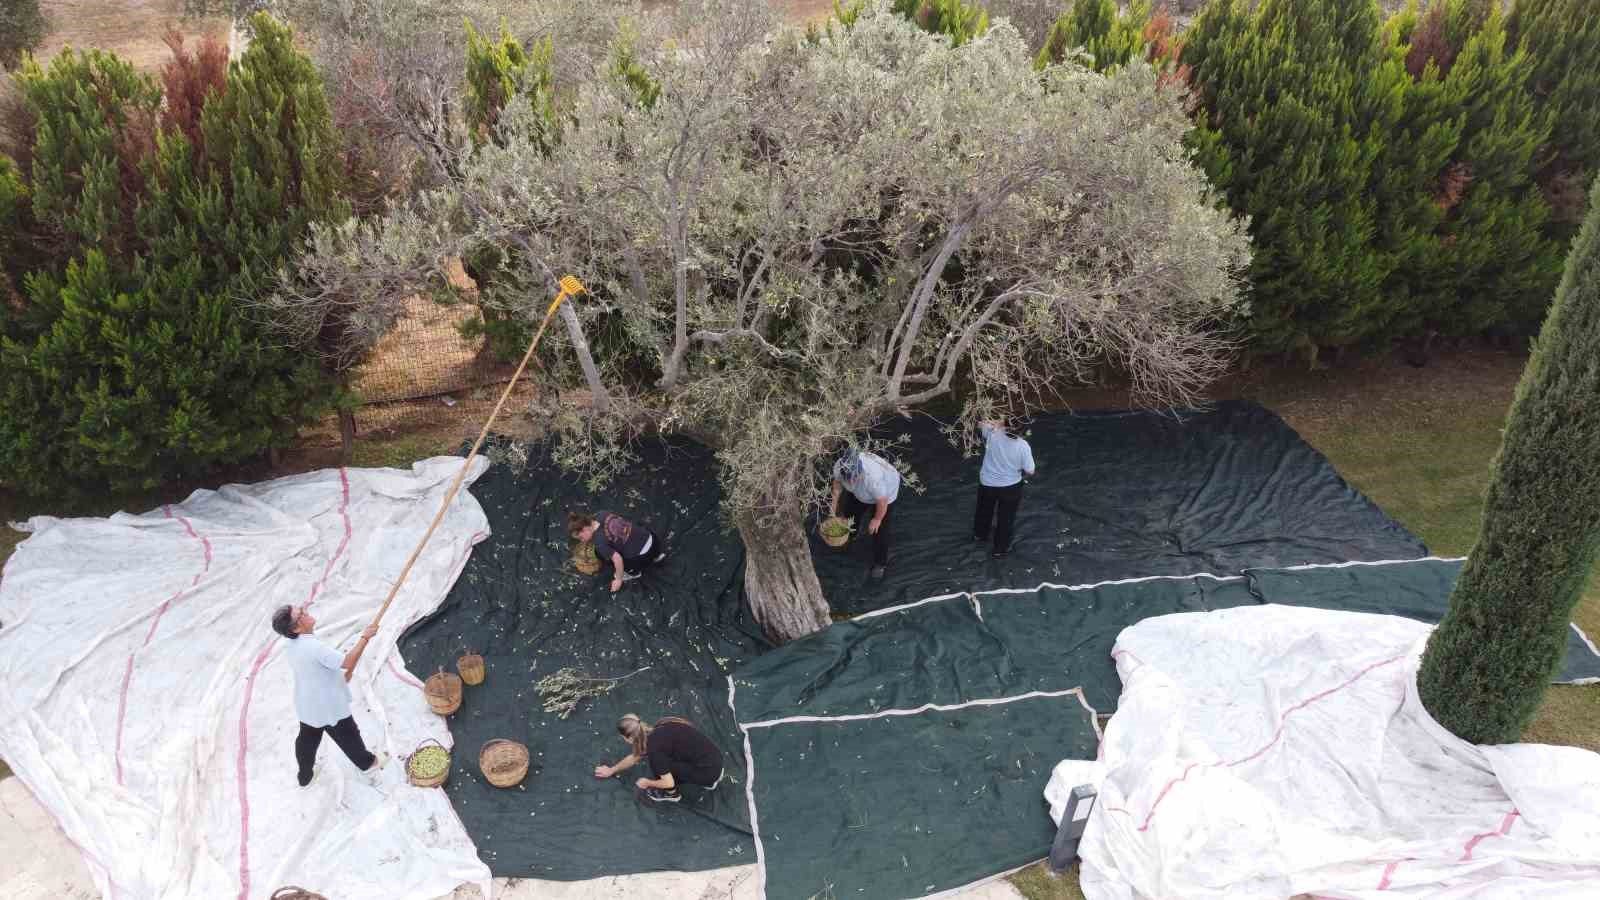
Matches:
[403,401,1562,885]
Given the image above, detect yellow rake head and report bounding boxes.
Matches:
[558,275,585,296]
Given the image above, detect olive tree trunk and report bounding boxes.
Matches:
[735,507,831,644]
[1417,175,1600,744]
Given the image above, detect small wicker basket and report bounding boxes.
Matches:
[457,651,485,686]
[573,541,602,576]
[479,738,530,788]
[271,886,328,900]
[405,737,451,788]
[819,516,852,549]
[424,668,462,716]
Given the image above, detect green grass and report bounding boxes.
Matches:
[1010,861,1086,900]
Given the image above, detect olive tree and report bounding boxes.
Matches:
[278,0,1250,642]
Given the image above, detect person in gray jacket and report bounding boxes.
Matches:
[831,449,901,579]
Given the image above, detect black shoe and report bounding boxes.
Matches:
[645,787,682,803]
[991,550,1008,559]
[973,533,987,543]
[869,564,886,579]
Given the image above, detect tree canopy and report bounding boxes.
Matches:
[277,0,1251,640]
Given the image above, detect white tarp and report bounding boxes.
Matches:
[1046,605,1600,899]
[0,459,495,900]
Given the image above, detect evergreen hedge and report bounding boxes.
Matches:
[0,14,342,497]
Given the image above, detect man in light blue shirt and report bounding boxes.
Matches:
[273,604,388,787]
[830,449,901,579]
[974,419,1035,558]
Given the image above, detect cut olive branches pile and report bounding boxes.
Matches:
[535,666,652,719]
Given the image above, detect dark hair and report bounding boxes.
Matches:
[567,511,596,539]
[271,605,298,639]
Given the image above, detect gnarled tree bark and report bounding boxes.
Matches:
[735,506,831,643]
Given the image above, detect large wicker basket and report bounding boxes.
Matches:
[479,738,530,788]
[424,668,462,716]
[405,737,451,788]
[457,651,485,686]
[819,516,852,549]
[271,886,328,900]
[573,541,602,576]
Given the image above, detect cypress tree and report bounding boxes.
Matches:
[1181,0,1413,357]
[463,21,558,149]
[1036,0,1148,72]
[828,0,990,47]
[1418,175,1600,743]
[0,0,48,71]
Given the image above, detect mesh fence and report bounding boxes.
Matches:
[353,295,512,404]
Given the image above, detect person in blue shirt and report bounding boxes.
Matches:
[271,604,388,787]
[974,418,1036,558]
[831,449,901,579]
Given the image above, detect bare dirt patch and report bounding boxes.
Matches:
[37,0,227,70]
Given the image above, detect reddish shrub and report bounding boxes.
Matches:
[1435,161,1475,212]
[159,28,228,158]
[1405,2,1459,80]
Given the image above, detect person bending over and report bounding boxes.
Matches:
[569,510,669,593]
[592,713,725,803]
[830,449,901,579]
[271,604,388,787]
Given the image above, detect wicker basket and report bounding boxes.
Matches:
[819,516,852,549]
[573,541,602,576]
[457,651,485,686]
[271,886,328,900]
[424,668,462,716]
[479,738,530,788]
[405,737,452,788]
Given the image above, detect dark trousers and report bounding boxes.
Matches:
[840,494,893,565]
[621,528,665,575]
[296,716,376,785]
[974,482,1023,553]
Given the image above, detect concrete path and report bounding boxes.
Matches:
[0,776,1026,900]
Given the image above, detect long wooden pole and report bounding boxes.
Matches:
[365,276,583,635]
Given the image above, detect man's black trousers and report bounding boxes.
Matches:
[839,493,894,565]
[974,482,1023,553]
[296,716,376,785]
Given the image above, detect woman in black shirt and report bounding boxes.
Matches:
[569,510,669,592]
[592,713,724,802]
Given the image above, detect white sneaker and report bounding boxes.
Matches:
[361,751,391,787]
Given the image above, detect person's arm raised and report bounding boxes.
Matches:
[341,624,379,682]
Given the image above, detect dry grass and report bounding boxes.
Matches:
[36,0,228,70]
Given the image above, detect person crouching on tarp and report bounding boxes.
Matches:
[271,604,389,787]
[592,713,725,803]
[568,510,669,593]
[830,448,901,579]
[974,417,1036,559]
